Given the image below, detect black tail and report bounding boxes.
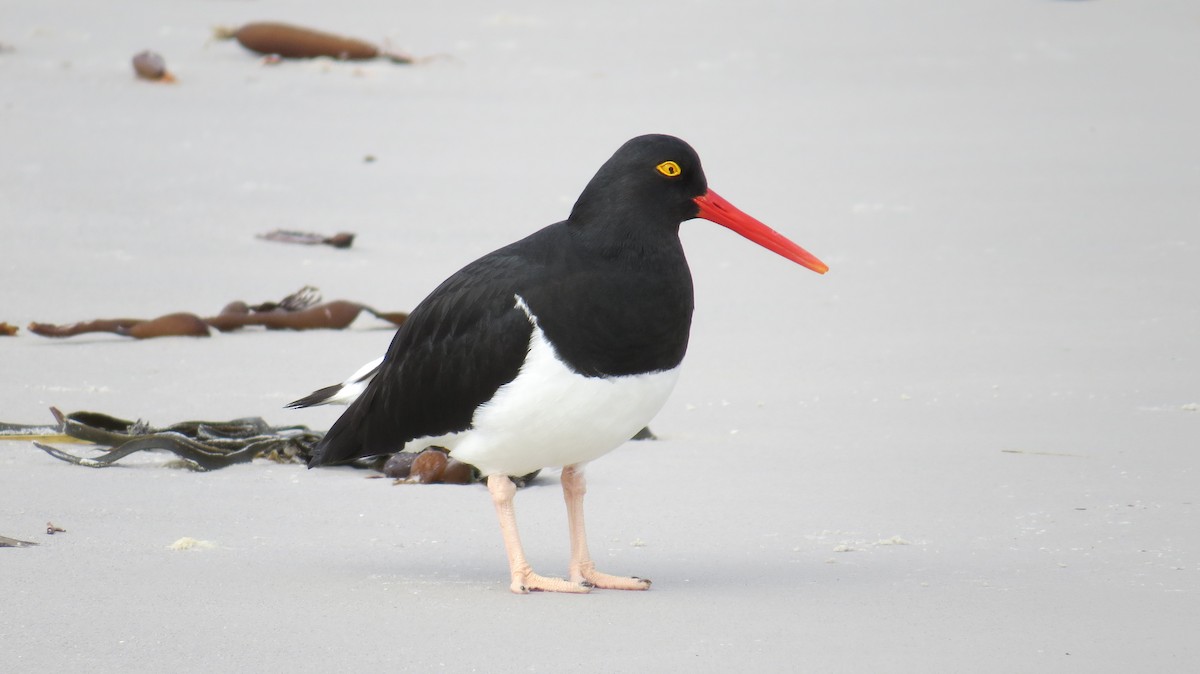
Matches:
[286,384,342,409]
[306,407,365,468]
[305,387,379,468]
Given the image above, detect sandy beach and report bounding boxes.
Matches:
[2,1,1197,671]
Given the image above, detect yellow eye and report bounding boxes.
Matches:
[655,160,682,177]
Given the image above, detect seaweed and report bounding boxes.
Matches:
[8,408,651,484]
[17,407,321,472]
[26,286,407,340]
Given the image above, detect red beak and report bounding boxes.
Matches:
[693,189,828,275]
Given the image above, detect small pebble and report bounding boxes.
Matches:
[132,50,175,82]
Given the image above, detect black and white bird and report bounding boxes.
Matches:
[295,134,827,593]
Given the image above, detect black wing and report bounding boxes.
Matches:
[307,240,541,466]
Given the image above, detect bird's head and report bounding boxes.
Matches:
[571,134,827,274]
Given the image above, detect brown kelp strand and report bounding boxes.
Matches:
[28,313,211,339]
[215,22,413,63]
[204,300,407,332]
[26,288,407,340]
[257,229,355,249]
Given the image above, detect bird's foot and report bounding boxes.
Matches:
[571,562,651,591]
[509,570,592,595]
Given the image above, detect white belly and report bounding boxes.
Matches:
[408,296,680,477]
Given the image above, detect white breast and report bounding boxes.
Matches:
[410,295,680,477]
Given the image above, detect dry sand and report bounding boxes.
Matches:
[2,1,1197,672]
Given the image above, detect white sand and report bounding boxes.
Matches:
[2,1,1197,671]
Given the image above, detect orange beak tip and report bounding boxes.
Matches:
[694,189,828,276]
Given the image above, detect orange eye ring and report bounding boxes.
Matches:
[655,161,682,177]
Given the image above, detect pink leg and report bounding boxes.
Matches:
[486,475,589,594]
[561,465,651,590]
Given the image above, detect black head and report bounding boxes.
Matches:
[568,134,708,231]
[568,134,829,274]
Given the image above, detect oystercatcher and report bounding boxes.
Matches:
[298,134,827,593]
